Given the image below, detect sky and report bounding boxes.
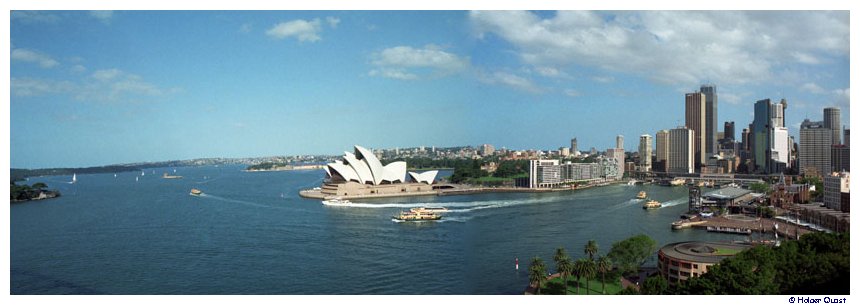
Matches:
[9,10,850,168]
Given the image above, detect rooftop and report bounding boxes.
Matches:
[703,187,752,200]
[660,241,753,264]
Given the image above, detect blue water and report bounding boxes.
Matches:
[11,166,747,294]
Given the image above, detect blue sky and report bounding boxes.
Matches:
[10,11,850,168]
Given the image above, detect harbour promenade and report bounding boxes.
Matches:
[673,215,813,237]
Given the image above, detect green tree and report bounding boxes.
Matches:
[641,276,669,295]
[582,259,596,294]
[607,234,657,276]
[585,240,599,261]
[557,256,573,294]
[750,182,770,193]
[31,182,47,190]
[597,256,613,294]
[528,257,548,295]
[571,258,589,295]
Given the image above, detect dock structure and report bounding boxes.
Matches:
[672,215,813,237]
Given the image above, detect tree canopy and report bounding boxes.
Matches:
[607,234,657,276]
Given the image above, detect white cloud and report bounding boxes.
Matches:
[534,66,570,78]
[469,11,848,86]
[721,92,743,105]
[801,82,826,94]
[11,48,59,68]
[369,45,468,80]
[266,18,326,42]
[11,11,60,23]
[563,89,581,97]
[478,71,541,93]
[89,11,113,24]
[833,88,849,105]
[591,76,615,83]
[326,17,340,28]
[71,65,87,73]
[12,68,176,103]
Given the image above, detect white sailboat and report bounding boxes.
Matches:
[136,176,139,182]
[141,171,145,176]
[69,173,77,184]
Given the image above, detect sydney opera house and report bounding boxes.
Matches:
[301,145,440,199]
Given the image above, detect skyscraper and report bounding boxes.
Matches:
[668,127,694,174]
[616,135,624,149]
[685,92,706,170]
[724,121,735,141]
[701,84,718,157]
[799,119,833,176]
[606,148,625,178]
[824,107,841,145]
[751,99,772,172]
[570,138,578,154]
[639,134,652,172]
[655,130,669,173]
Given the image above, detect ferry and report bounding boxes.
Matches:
[642,199,662,209]
[321,198,352,206]
[670,178,686,186]
[190,188,203,196]
[410,207,449,213]
[393,210,442,221]
[636,191,647,199]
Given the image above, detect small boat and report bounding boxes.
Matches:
[393,210,442,221]
[70,173,77,184]
[636,191,647,199]
[642,199,662,209]
[410,207,449,213]
[190,188,203,196]
[162,172,183,179]
[670,178,685,186]
[321,198,352,206]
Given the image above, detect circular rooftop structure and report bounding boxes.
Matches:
[660,241,752,264]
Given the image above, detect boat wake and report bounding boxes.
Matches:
[326,196,564,213]
[197,193,283,210]
[659,198,687,208]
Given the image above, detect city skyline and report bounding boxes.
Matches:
[10,11,850,168]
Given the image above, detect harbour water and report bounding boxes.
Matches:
[11,165,748,294]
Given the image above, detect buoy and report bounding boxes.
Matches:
[515,257,519,270]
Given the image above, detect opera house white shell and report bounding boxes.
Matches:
[326,145,437,185]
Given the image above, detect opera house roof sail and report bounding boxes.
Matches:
[326,145,436,186]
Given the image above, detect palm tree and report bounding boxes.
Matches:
[557,256,573,294]
[553,247,568,268]
[571,258,588,295]
[584,240,599,261]
[528,257,548,295]
[582,259,597,295]
[597,256,612,294]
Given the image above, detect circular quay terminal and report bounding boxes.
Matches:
[8,9,851,303]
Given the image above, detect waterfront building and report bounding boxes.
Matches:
[655,130,670,172]
[701,187,756,213]
[701,84,718,158]
[685,92,707,170]
[606,148,625,178]
[639,134,653,172]
[314,145,438,198]
[799,119,833,177]
[824,107,841,145]
[769,176,811,208]
[527,159,616,188]
[832,145,849,172]
[824,172,850,211]
[658,241,752,284]
[668,127,695,174]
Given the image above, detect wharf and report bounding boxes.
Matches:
[675,215,813,237]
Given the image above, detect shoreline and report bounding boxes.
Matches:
[299,180,625,200]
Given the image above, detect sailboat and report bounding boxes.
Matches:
[69,173,77,184]
[141,171,145,176]
[136,176,139,182]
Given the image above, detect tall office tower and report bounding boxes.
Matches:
[570,138,578,153]
[769,126,790,173]
[685,92,706,170]
[751,99,772,172]
[638,134,653,172]
[616,135,624,149]
[668,127,694,174]
[606,148,625,178]
[741,128,750,151]
[824,107,841,145]
[701,84,718,157]
[799,119,833,176]
[724,121,735,141]
[832,145,850,173]
[655,130,670,172]
[770,101,785,127]
[845,129,850,147]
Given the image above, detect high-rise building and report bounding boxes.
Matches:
[824,107,841,145]
[769,126,790,173]
[752,99,771,172]
[560,147,570,157]
[799,119,833,177]
[668,127,694,174]
[724,121,735,141]
[701,84,718,157]
[606,148,625,178]
[655,130,669,173]
[832,145,849,173]
[685,92,706,170]
[480,144,495,156]
[741,128,750,151]
[845,129,850,147]
[824,172,849,211]
[639,134,652,172]
[616,135,624,149]
[570,138,578,154]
